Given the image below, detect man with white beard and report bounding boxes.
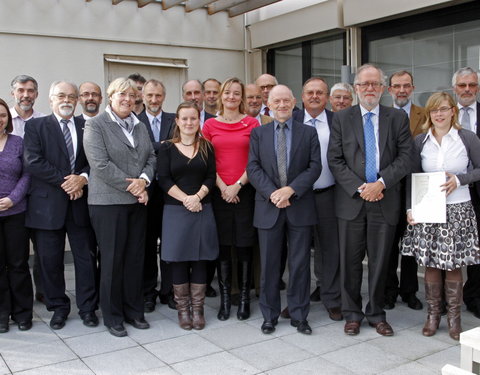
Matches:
[23,81,99,330]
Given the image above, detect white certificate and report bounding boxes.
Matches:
[411,172,446,223]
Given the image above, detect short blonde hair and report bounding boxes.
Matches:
[106,78,139,101]
[422,92,460,132]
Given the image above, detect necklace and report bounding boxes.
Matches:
[181,140,195,147]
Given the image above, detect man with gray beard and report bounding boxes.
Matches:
[23,81,99,330]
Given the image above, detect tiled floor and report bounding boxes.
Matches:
[0,262,478,375]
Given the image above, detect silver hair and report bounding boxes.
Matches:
[11,75,39,91]
[330,82,354,96]
[451,67,480,86]
[48,81,79,98]
[354,64,387,86]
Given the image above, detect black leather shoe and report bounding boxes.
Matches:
[384,296,396,310]
[144,300,156,313]
[125,317,150,329]
[291,319,312,335]
[205,285,217,298]
[108,324,127,337]
[310,287,321,302]
[82,312,99,327]
[18,321,33,331]
[261,319,278,334]
[466,300,480,319]
[0,322,9,333]
[50,313,67,330]
[401,294,423,310]
[160,293,177,310]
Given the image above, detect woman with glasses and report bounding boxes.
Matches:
[83,78,156,337]
[401,91,480,341]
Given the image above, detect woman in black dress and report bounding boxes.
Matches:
[157,102,218,330]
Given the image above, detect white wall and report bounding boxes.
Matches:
[0,0,245,114]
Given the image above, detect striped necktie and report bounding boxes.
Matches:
[61,119,75,173]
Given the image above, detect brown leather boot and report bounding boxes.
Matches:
[190,283,206,330]
[173,284,192,330]
[422,281,442,337]
[444,280,463,341]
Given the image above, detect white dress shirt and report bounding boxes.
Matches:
[421,127,470,204]
[303,110,335,189]
[457,102,477,133]
[10,107,45,138]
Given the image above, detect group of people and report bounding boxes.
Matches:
[1,65,480,342]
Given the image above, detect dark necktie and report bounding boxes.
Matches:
[61,119,75,173]
[277,122,287,187]
[363,112,377,183]
[264,107,270,116]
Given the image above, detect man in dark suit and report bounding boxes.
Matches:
[292,77,341,321]
[247,85,321,335]
[328,64,412,337]
[24,81,99,330]
[383,70,426,311]
[453,66,480,319]
[137,79,176,312]
[181,79,215,128]
[77,82,102,120]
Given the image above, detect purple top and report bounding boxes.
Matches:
[0,134,30,216]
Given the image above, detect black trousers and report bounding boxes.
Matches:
[89,204,146,327]
[143,185,172,301]
[34,206,98,318]
[258,209,311,322]
[0,212,33,322]
[338,202,396,323]
[464,187,480,307]
[171,261,207,285]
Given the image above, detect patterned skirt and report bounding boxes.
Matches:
[401,201,480,270]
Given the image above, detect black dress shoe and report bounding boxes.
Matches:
[0,322,9,333]
[401,294,423,310]
[310,287,321,302]
[384,296,396,310]
[261,319,278,334]
[144,300,156,313]
[50,313,67,330]
[82,312,99,327]
[18,321,32,331]
[125,317,150,329]
[291,319,312,335]
[108,324,127,337]
[160,293,177,310]
[205,285,217,298]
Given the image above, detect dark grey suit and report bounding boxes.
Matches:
[247,119,321,322]
[328,104,412,323]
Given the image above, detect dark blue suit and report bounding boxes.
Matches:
[23,114,98,318]
[247,119,321,322]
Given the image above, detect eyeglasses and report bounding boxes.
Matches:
[80,92,101,98]
[390,84,413,90]
[456,83,478,89]
[259,85,275,91]
[52,93,77,101]
[304,90,326,97]
[429,106,452,114]
[355,82,383,89]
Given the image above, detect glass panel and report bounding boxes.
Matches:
[311,36,344,90]
[273,44,302,101]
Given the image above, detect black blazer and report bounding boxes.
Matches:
[23,114,90,230]
[137,110,176,152]
[327,105,412,225]
[247,119,322,229]
[292,108,333,127]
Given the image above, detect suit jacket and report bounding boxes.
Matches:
[23,114,90,230]
[475,102,480,138]
[137,110,176,152]
[409,103,427,137]
[83,111,156,205]
[327,105,412,225]
[293,108,334,127]
[247,119,322,229]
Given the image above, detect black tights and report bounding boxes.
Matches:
[218,245,252,262]
[171,261,207,285]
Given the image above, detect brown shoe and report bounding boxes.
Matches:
[326,307,343,321]
[190,283,206,330]
[422,281,442,337]
[344,320,360,335]
[369,321,394,336]
[173,284,192,330]
[445,280,463,341]
[280,307,290,319]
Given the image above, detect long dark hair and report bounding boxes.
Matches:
[0,98,13,133]
[171,101,213,163]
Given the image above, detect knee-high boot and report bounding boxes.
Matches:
[422,281,442,336]
[217,260,232,321]
[237,261,251,320]
[173,284,192,330]
[190,283,206,330]
[444,280,463,341]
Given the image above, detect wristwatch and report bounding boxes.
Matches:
[236,180,244,187]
